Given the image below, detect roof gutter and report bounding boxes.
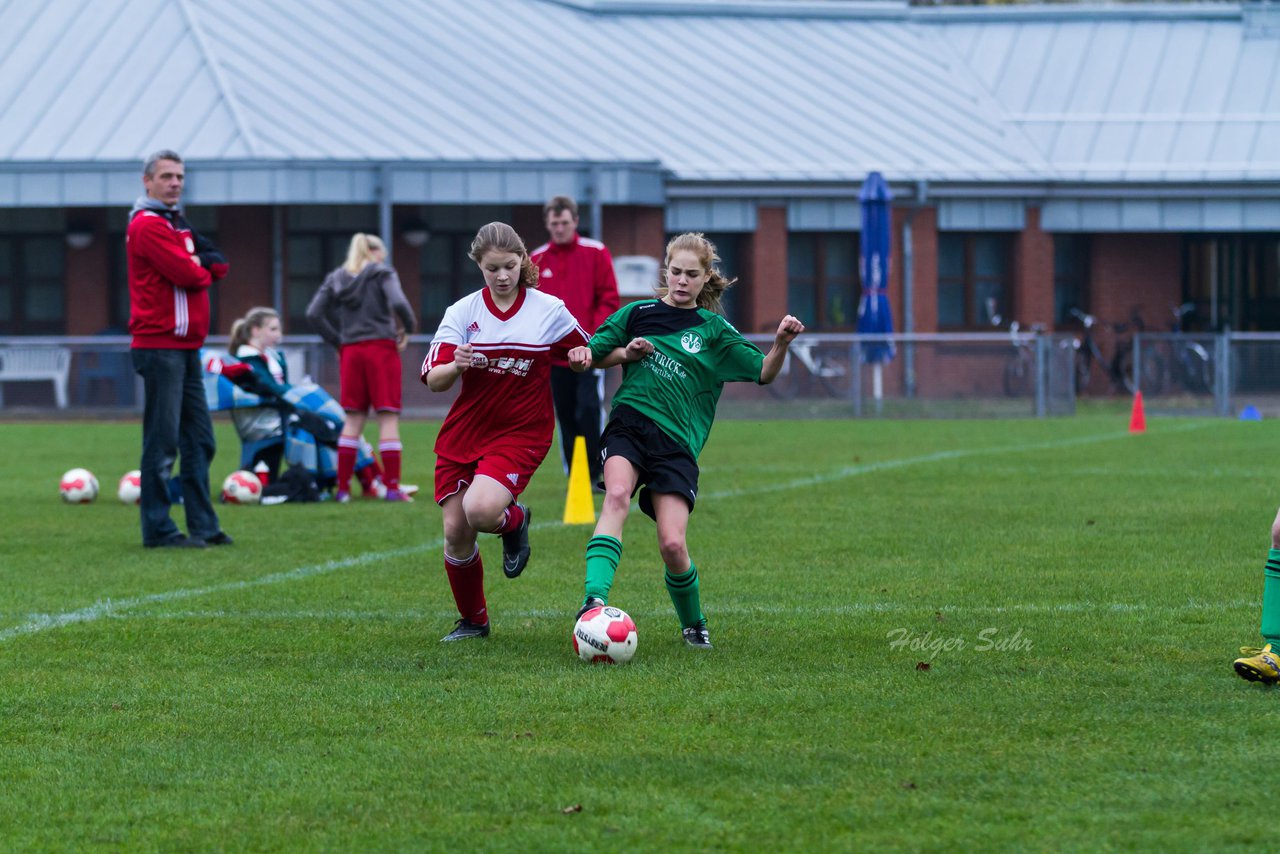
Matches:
[544,0,1245,23]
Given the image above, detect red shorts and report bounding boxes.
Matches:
[434,444,548,505]
[339,339,401,413]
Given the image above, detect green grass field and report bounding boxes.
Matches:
[1,414,1276,851]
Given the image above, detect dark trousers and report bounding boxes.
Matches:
[132,348,221,545]
[551,365,604,482]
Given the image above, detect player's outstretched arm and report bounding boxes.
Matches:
[592,337,654,370]
[759,315,805,385]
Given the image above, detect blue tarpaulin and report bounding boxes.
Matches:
[857,172,895,364]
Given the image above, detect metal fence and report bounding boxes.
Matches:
[3,331,1280,418]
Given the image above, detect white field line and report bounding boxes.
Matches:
[0,423,1216,645]
[0,542,446,643]
[702,422,1210,500]
[107,599,1258,624]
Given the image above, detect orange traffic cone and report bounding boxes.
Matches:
[1129,391,1146,434]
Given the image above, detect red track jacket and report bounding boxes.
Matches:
[127,209,229,349]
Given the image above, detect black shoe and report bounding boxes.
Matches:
[441,619,490,642]
[682,620,713,649]
[205,531,234,546]
[145,534,206,549]
[575,597,605,620]
[501,503,531,579]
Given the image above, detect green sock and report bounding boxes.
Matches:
[665,563,704,629]
[1261,548,1280,647]
[583,535,622,604]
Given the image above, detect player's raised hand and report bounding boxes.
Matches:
[625,337,654,362]
[775,315,804,346]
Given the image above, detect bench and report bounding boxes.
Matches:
[0,347,71,408]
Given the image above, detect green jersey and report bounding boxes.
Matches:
[591,299,764,458]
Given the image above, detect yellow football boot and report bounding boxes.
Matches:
[1235,644,1280,684]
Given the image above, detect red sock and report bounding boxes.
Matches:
[444,547,487,624]
[336,436,359,492]
[494,502,525,535]
[379,440,402,489]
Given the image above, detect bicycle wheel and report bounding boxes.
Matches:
[766,369,800,399]
[1074,351,1092,393]
[1179,346,1212,394]
[1140,352,1165,395]
[1112,346,1134,394]
[1003,354,1031,397]
[815,352,852,398]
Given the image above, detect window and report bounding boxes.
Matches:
[1184,235,1280,331]
[421,233,483,334]
[937,233,1011,329]
[0,235,65,334]
[786,233,858,330]
[1053,235,1090,326]
[286,233,351,334]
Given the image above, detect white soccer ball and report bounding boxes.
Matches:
[221,470,263,505]
[117,470,142,505]
[60,468,99,504]
[573,605,638,664]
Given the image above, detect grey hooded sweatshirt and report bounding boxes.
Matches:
[306,261,417,349]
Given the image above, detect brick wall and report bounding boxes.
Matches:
[747,206,788,333]
[1090,233,1183,335]
[64,208,110,335]
[1014,207,1055,329]
[214,206,273,333]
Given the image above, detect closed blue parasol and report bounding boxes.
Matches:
[857,171,895,365]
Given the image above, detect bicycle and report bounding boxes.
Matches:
[1068,308,1156,395]
[1002,321,1046,397]
[767,338,850,399]
[1162,302,1212,394]
[1067,309,1109,393]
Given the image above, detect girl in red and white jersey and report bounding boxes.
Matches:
[422,222,590,643]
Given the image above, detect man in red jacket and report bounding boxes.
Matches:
[530,196,619,486]
[128,149,232,548]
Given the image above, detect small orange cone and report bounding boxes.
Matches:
[1129,391,1146,434]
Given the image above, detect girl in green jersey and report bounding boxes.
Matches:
[567,233,804,648]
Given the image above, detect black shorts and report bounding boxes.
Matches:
[600,405,699,521]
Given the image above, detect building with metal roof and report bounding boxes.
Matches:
[0,0,1276,348]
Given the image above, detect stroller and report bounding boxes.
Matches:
[201,350,384,501]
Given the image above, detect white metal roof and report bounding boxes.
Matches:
[0,0,1276,204]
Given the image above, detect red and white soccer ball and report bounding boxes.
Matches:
[59,468,99,504]
[221,470,263,505]
[117,470,142,505]
[573,605,638,664]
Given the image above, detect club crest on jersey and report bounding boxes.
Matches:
[680,332,704,354]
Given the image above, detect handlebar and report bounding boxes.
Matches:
[1069,308,1096,329]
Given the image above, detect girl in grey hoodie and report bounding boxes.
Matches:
[306,232,417,502]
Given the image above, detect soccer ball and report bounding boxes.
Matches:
[60,468,99,504]
[573,605,638,664]
[221,470,263,505]
[117,470,142,505]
